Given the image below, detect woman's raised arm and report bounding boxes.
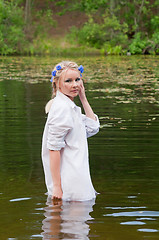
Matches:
[79,80,96,121]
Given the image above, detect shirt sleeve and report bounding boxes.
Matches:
[47,106,73,151]
[82,114,100,138]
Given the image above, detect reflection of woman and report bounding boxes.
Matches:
[42,198,95,239]
[41,61,100,201]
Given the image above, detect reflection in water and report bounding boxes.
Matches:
[42,197,95,239]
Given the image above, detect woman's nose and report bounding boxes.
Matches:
[72,80,78,87]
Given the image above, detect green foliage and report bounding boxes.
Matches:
[129,32,159,55]
[0,0,159,55]
[151,31,159,54]
[68,18,103,48]
[33,9,56,38]
[0,0,25,55]
[66,0,159,55]
[23,37,100,56]
[68,13,128,50]
[150,16,159,30]
[101,44,123,55]
[72,0,108,13]
[55,0,67,7]
[102,13,128,46]
[52,0,109,15]
[129,33,148,54]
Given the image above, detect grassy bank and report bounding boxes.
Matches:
[21,37,101,56]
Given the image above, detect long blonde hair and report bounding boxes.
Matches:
[45,60,79,114]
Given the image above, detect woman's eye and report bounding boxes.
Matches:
[75,78,81,82]
[65,79,72,83]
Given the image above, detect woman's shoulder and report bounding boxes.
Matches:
[48,95,71,118]
[53,95,70,110]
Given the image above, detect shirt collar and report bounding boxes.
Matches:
[56,90,76,109]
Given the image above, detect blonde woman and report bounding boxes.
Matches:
[42,61,100,201]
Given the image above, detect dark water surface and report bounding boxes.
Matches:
[0,56,159,239]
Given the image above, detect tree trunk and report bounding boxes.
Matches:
[25,0,31,34]
[110,0,115,15]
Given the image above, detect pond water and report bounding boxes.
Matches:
[0,56,159,240]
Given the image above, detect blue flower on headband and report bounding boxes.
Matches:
[78,65,84,73]
[52,70,57,76]
[50,65,61,82]
[50,70,57,82]
[56,65,62,71]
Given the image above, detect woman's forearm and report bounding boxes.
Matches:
[49,150,63,199]
[81,96,96,121]
[49,150,61,187]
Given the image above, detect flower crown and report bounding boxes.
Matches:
[50,64,84,82]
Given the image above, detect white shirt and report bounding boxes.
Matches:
[42,91,100,201]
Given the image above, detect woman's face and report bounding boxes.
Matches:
[59,69,81,100]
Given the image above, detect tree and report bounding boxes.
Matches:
[24,0,32,37]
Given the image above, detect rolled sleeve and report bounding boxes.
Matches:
[82,114,100,138]
[47,107,73,151]
[47,129,67,151]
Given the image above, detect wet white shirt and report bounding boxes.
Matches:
[41,91,100,201]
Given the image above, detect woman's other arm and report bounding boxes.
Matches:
[49,150,63,199]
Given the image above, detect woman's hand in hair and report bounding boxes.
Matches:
[79,79,86,102]
[78,79,96,121]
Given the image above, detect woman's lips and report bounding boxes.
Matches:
[71,89,78,93]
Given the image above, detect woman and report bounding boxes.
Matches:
[42,61,100,201]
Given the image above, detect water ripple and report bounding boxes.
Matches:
[105,206,146,210]
[104,211,159,217]
[120,221,145,225]
[9,197,31,202]
[136,217,156,221]
[137,228,158,233]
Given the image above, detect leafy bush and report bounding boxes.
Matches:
[71,18,103,48]
[101,44,123,55]
[129,32,159,54]
[151,31,159,54]
[33,9,56,38]
[150,16,159,30]
[0,0,25,55]
[129,33,148,54]
[67,13,128,50]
